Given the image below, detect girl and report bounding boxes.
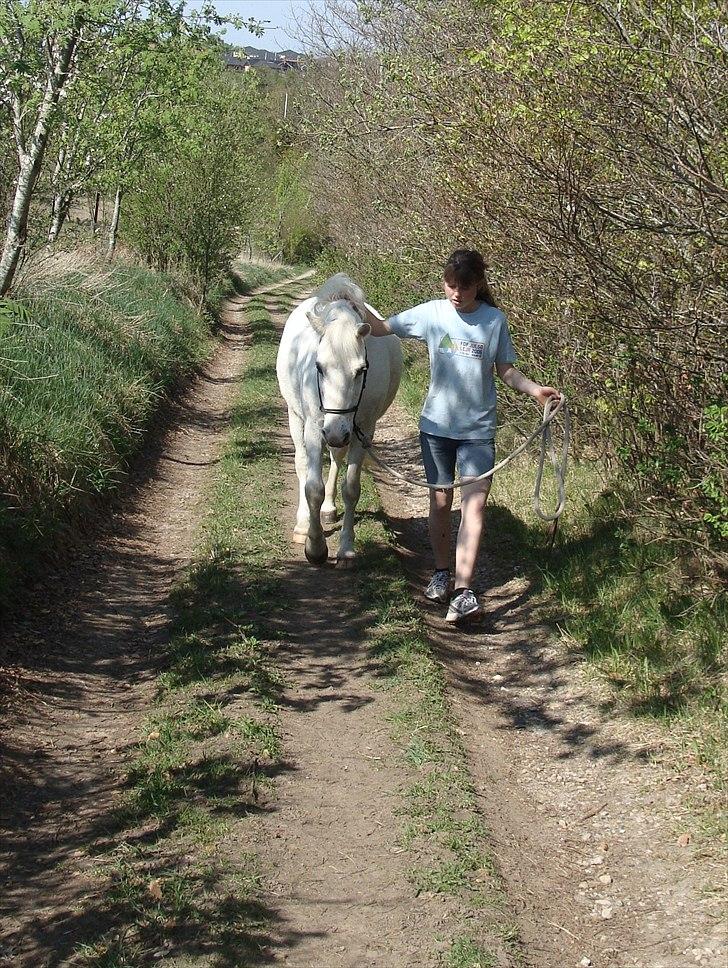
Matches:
[365,249,560,622]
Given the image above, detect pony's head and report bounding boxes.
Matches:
[307,279,370,448]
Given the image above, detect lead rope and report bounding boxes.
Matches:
[362,395,570,523]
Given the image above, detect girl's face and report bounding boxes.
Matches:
[443,277,480,313]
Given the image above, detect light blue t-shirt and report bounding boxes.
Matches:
[388,300,516,439]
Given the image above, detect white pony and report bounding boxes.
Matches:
[276,273,402,565]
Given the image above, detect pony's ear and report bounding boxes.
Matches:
[307,310,326,336]
[356,321,371,337]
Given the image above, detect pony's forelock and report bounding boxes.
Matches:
[316,272,365,306]
[311,273,366,323]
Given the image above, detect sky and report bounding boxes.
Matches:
[197,0,328,52]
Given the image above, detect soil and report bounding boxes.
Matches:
[0,275,725,968]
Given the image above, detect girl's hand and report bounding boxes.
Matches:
[534,385,561,408]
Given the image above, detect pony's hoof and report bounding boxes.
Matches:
[292,531,307,545]
[321,509,338,525]
[335,555,356,570]
[305,538,328,565]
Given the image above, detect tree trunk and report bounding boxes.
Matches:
[48,192,72,243]
[48,144,67,242]
[91,192,102,236]
[0,29,80,295]
[0,153,44,293]
[107,186,122,258]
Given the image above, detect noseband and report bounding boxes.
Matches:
[316,346,371,447]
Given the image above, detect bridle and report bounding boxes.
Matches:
[316,346,371,447]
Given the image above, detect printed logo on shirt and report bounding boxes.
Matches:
[438,335,484,359]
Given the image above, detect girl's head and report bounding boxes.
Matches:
[442,249,498,311]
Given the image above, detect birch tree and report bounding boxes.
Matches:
[0,0,85,293]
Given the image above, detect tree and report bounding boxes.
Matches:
[0,0,84,293]
[0,0,262,290]
[122,66,268,302]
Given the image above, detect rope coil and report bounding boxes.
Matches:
[364,395,570,522]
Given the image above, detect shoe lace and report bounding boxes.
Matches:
[455,589,476,608]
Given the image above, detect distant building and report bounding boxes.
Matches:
[223,46,303,73]
[223,51,247,71]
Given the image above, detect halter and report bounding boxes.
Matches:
[316,346,371,447]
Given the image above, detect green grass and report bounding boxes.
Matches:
[0,257,206,610]
[212,258,306,304]
[494,460,727,809]
[69,283,299,967]
[445,936,497,968]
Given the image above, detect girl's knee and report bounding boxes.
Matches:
[430,488,453,512]
[461,481,491,504]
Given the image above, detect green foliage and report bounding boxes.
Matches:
[0,298,30,336]
[122,68,265,300]
[254,151,327,264]
[0,0,267,291]
[700,405,728,539]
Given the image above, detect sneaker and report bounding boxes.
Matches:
[424,569,451,604]
[445,588,482,623]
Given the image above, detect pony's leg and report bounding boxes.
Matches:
[336,444,365,566]
[303,420,328,565]
[288,409,310,544]
[321,446,345,524]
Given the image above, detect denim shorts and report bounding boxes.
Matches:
[420,432,496,488]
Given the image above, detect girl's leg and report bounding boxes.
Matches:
[429,487,454,569]
[421,433,457,570]
[452,438,495,589]
[454,480,490,589]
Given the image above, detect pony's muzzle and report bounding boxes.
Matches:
[323,426,350,448]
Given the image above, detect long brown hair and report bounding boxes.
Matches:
[443,249,498,308]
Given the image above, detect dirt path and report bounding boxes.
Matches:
[0,278,457,968]
[371,404,726,968]
[1,278,724,968]
[0,274,314,965]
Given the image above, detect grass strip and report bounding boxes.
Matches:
[73,286,293,966]
[352,476,523,967]
[0,258,211,608]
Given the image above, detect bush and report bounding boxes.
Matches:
[123,69,266,302]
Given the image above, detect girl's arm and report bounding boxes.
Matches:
[496,362,560,408]
[361,305,393,336]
